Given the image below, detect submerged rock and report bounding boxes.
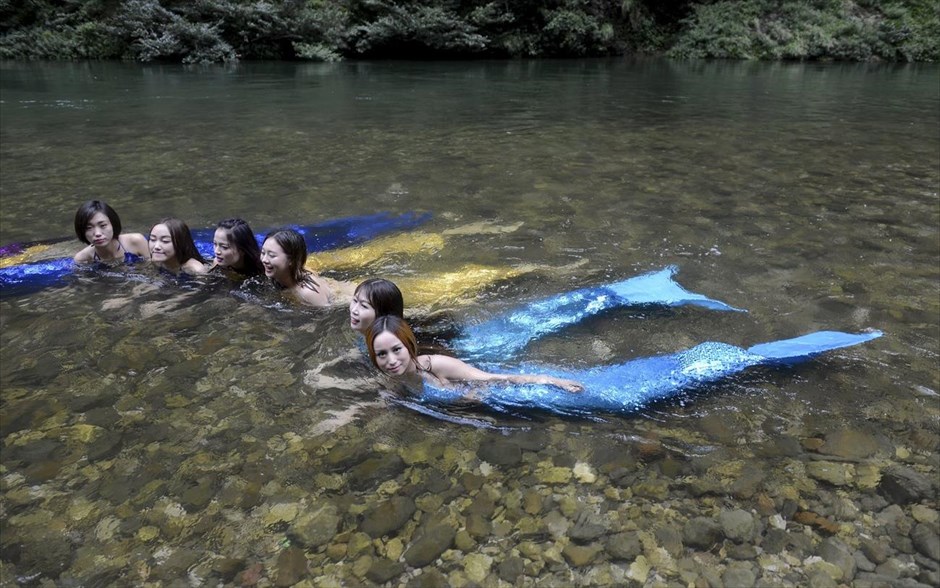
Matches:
[290,503,341,548]
[360,496,415,538]
[275,546,308,587]
[878,466,936,504]
[403,523,456,567]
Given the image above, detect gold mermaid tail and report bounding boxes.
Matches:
[306,232,446,272]
[307,222,585,310]
[0,244,54,269]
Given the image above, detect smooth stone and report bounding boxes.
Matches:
[912,523,940,561]
[477,439,522,466]
[562,542,602,567]
[160,548,202,577]
[13,534,74,579]
[819,429,888,460]
[347,454,406,491]
[210,557,245,582]
[762,528,790,554]
[523,489,543,515]
[878,466,936,504]
[466,493,496,517]
[683,517,723,549]
[360,496,415,538]
[366,559,405,584]
[83,407,121,428]
[731,465,767,499]
[325,442,370,469]
[654,525,683,557]
[727,543,759,560]
[632,477,669,500]
[722,562,756,586]
[754,435,802,458]
[806,461,854,486]
[818,537,857,582]
[855,550,877,572]
[23,460,62,483]
[911,505,940,524]
[465,513,491,539]
[462,553,493,583]
[5,437,66,464]
[180,478,215,511]
[568,511,607,543]
[290,503,342,547]
[719,508,756,543]
[403,524,456,567]
[606,532,642,561]
[454,529,475,551]
[406,568,448,588]
[498,556,526,582]
[806,569,839,588]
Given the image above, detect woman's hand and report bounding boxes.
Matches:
[548,377,583,393]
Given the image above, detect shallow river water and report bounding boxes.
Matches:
[1,59,938,587]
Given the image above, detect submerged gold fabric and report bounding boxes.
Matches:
[306,229,550,309]
[0,244,53,269]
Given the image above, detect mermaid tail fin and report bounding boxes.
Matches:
[608,266,744,312]
[455,266,743,361]
[749,330,884,364]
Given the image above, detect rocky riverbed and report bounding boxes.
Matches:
[2,375,938,587]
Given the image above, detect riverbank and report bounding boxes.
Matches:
[1,0,937,63]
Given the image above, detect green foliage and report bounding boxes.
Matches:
[668,0,940,61]
[0,0,935,62]
[347,3,488,57]
[540,2,617,56]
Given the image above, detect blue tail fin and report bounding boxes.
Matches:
[608,266,745,312]
[748,330,884,364]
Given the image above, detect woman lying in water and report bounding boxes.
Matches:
[365,315,583,396]
[261,228,354,307]
[148,218,209,275]
[73,200,150,264]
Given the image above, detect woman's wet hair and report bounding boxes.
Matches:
[74,200,122,244]
[155,217,205,265]
[355,278,404,319]
[217,218,263,276]
[263,228,309,286]
[366,315,419,370]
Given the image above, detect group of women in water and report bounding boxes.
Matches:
[72,200,583,397]
[73,199,352,305]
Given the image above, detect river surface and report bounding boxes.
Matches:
[1,59,938,587]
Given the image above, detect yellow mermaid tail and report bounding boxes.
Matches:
[395,264,529,310]
[306,232,446,272]
[306,222,585,310]
[305,221,524,273]
[0,244,55,269]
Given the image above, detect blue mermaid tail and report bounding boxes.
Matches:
[0,211,431,297]
[417,330,883,417]
[189,211,432,261]
[452,266,745,361]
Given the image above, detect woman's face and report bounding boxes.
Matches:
[85,212,114,247]
[213,228,242,269]
[260,238,290,281]
[148,224,175,263]
[371,331,413,376]
[349,290,376,333]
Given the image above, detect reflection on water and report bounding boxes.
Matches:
[1,59,938,586]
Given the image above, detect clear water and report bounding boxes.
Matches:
[1,59,938,585]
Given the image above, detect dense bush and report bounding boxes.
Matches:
[0,0,936,62]
[668,0,939,61]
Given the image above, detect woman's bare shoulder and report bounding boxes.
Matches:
[74,245,94,263]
